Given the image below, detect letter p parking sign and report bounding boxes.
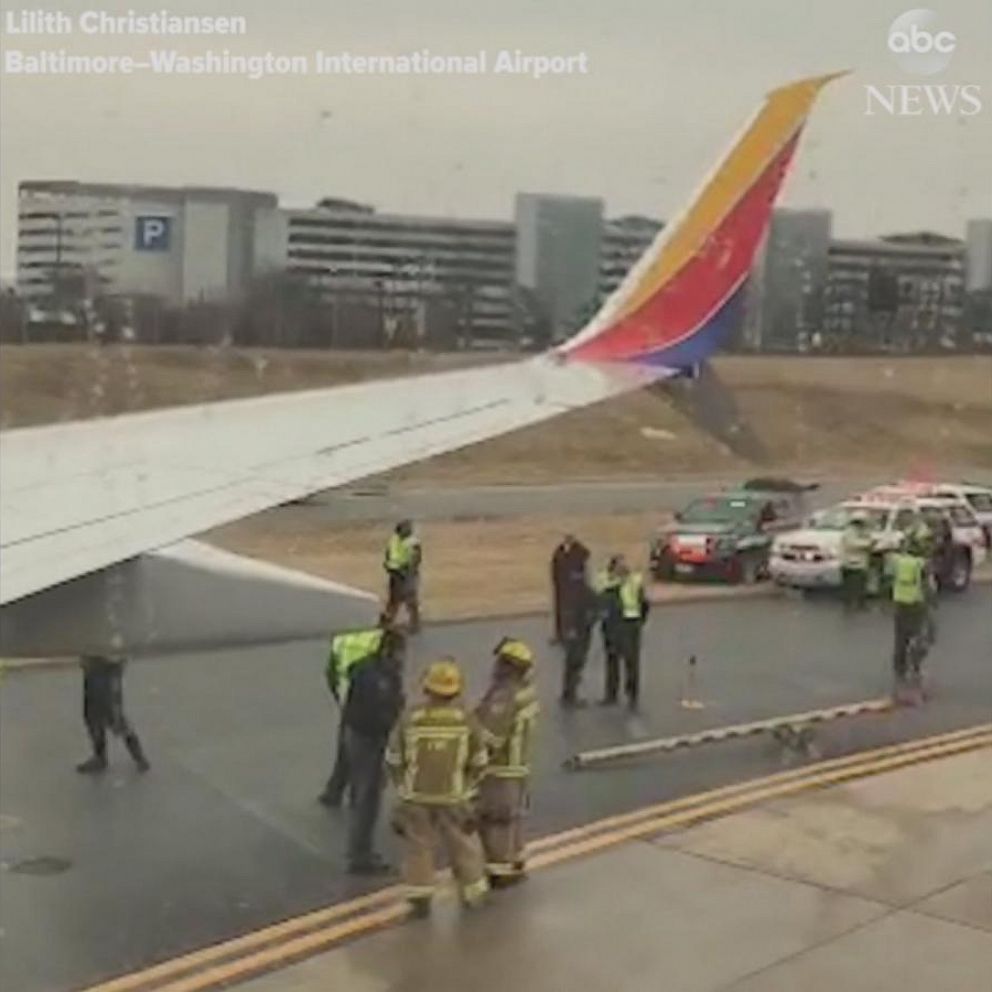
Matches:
[135,216,171,251]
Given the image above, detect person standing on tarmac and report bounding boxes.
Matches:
[386,659,490,917]
[890,534,930,691]
[596,556,623,705]
[76,655,149,774]
[475,639,540,886]
[609,556,650,710]
[550,534,590,645]
[341,628,405,875]
[840,512,873,610]
[383,520,422,633]
[559,579,597,708]
[319,618,394,807]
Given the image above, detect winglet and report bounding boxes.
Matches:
[560,72,846,369]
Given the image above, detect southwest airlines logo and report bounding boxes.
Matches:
[135,216,172,251]
[865,9,982,116]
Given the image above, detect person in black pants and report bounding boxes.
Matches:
[611,557,650,710]
[560,584,596,707]
[342,634,406,874]
[77,655,149,773]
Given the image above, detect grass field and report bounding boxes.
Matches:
[208,509,776,621]
[2,345,990,482]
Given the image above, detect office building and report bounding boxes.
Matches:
[514,193,604,341]
[16,181,276,305]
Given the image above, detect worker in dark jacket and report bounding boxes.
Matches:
[596,556,624,705]
[76,655,149,774]
[560,581,597,708]
[605,556,650,710]
[550,534,590,644]
[342,632,406,874]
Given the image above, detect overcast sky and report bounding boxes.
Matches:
[1,0,990,279]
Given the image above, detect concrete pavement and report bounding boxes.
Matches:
[1,590,989,992]
[233,746,992,992]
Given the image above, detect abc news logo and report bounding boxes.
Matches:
[865,8,982,116]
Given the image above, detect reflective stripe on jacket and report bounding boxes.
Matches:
[326,629,383,700]
[385,704,488,805]
[891,553,926,605]
[475,680,539,779]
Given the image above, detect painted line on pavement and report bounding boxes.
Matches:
[78,723,992,992]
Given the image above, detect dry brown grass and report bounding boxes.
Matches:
[209,510,763,620]
[2,345,989,479]
[208,510,660,620]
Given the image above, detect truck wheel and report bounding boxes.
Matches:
[945,550,972,592]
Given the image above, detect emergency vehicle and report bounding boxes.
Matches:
[770,485,986,592]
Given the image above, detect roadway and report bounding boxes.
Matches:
[1,589,990,992]
[299,476,890,522]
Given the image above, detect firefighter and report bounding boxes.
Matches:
[383,519,422,633]
[890,534,930,691]
[76,655,149,774]
[319,618,394,807]
[840,511,872,609]
[596,556,623,705]
[611,556,650,710]
[386,659,489,917]
[475,639,540,886]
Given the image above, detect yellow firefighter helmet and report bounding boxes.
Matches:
[422,658,463,697]
[495,637,535,669]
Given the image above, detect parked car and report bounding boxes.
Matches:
[651,479,814,584]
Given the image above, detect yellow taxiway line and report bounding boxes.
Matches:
[80,723,992,992]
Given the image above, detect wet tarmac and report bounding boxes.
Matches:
[1,589,989,992]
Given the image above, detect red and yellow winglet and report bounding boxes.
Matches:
[561,72,847,368]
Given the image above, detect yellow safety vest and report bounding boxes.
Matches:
[891,553,925,605]
[326,629,383,699]
[619,573,645,620]
[386,705,488,805]
[385,533,416,571]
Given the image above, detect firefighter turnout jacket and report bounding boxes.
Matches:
[386,703,489,804]
[474,679,540,779]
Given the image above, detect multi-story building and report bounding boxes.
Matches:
[824,233,965,351]
[514,193,604,342]
[964,219,992,348]
[16,181,276,306]
[599,215,663,299]
[280,199,517,344]
[965,219,992,291]
[745,208,832,352]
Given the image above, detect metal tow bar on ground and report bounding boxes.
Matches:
[563,698,895,770]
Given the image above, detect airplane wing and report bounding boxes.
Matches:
[0,74,842,653]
